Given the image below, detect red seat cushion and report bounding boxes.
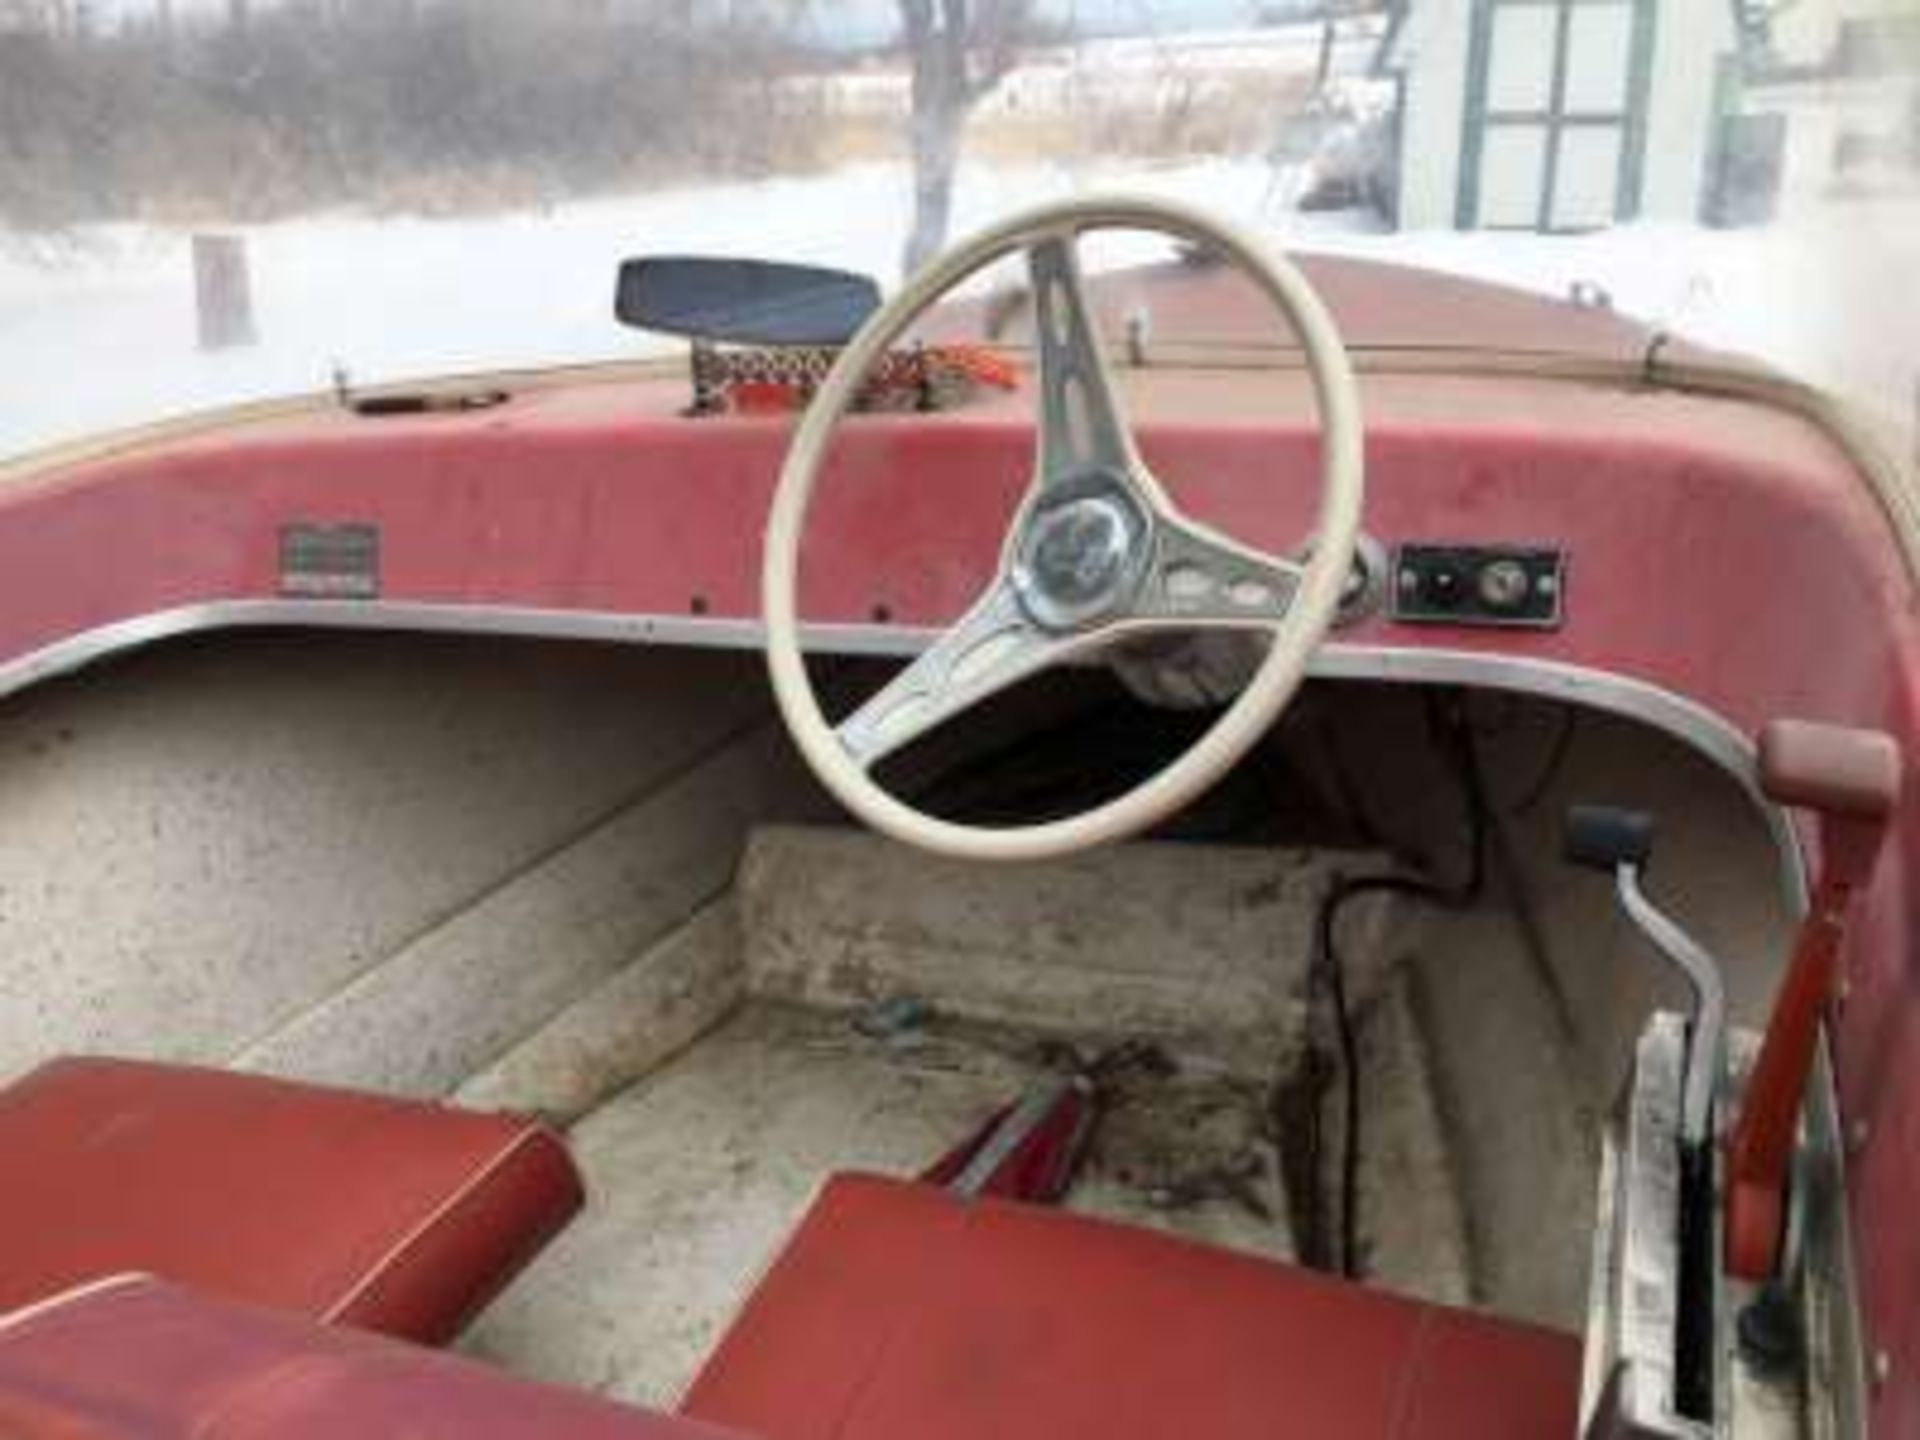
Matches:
[682,1174,1583,1440]
[0,1058,583,1344]
[0,1276,749,1439]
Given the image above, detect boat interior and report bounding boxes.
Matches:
[0,210,1914,1440]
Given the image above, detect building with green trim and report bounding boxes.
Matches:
[1374,0,1744,230]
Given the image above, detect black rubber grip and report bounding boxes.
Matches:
[1564,804,1655,871]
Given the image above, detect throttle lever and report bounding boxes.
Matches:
[1724,719,1901,1279]
[1566,805,1727,1149]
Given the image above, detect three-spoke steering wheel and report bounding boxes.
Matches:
[764,196,1364,861]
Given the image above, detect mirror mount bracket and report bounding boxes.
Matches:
[686,338,725,417]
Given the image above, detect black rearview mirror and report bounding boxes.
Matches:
[615,256,881,347]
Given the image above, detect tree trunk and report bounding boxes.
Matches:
[904,91,967,276]
[193,233,258,352]
[898,0,1028,276]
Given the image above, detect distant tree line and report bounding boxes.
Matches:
[0,0,823,232]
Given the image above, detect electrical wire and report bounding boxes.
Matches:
[1305,688,1492,1279]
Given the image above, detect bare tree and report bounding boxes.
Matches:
[897,0,1032,274]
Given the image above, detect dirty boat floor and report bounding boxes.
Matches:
[467,999,1295,1406]
[462,742,1788,1406]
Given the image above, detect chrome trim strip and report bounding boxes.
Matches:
[0,598,1808,906]
[1311,646,1808,911]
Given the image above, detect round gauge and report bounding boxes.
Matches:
[1477,558,1532,612]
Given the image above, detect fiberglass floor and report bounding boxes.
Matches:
[464,1000,1293,1406]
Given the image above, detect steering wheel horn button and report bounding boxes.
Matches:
[1012,480,1151,631]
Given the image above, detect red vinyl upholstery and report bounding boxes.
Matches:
[683,1174,1583,1440]
[0,1058,583,1344]
[0,1276,749,1439]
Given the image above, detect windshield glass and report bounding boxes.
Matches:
[2,0,1915,460]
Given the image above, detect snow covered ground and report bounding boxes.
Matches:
[1,156,1913,460]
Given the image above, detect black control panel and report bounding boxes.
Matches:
[1390,544,1565,629]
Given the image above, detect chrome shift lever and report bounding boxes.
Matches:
[1566,806,1727,1149]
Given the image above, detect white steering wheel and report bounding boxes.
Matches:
[763,195,1364,862]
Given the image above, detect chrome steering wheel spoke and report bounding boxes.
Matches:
[839,243,1306,772]
[1027,231,1144,489]
[834,233,1153,774]
[1131,509,1305,628]
[836,583,1064,771]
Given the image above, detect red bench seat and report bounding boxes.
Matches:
[683,1174,1584,1440]
[0,1276,747,1438]
[0,1058,582,1344]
